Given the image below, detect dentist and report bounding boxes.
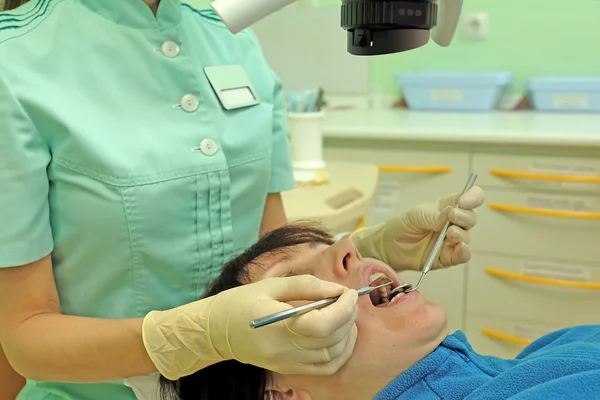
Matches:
[0,0,483,399]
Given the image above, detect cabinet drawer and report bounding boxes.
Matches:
[465,315,562,359]
[323,144,469,226]
[473,153,600,194]
[467,254,600,327]
[471,189,600,263]
[398,266,465,332]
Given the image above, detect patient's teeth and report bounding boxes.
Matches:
[390,292,404,304]
[379,286,388,301]
[369,272,388,285]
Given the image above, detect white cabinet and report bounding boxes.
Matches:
[467,253,600,327]
[464,315,562,359]
[471,188,600,264]
[468,146,600,356]
[472,152,600,195]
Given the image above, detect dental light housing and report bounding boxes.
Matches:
[211,0,463,56]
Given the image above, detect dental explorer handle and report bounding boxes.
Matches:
[250,297,337,329]
[409,173,478,292]
[249,281,392,329]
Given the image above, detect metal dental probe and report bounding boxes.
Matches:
[393,173,479,296]
[250,280,394,329]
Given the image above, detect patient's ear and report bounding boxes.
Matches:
[265,387,308,400]
[266,374,312,400]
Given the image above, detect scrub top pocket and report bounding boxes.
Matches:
[120,169,236,315]
[49,161,235,317]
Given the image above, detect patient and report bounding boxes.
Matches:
[159,224,600,400]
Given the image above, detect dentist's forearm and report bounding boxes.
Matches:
[4,314,157,383]
[0,343,24,399]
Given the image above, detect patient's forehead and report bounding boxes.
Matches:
[246,242,326,282]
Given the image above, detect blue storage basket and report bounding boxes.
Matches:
[528,77,600,113]
[396,71,512,111]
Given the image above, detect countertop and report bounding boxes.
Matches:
[321,109,600,147]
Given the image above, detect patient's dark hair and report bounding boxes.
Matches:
[159,223,334,400]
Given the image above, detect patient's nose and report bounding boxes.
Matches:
[324,238,363,279]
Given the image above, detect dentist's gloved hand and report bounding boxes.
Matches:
[142,275,359,380]
[348,186,485,272]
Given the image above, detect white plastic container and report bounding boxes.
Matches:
[288,112,326,182]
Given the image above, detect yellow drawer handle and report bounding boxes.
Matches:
[490,169,600,184]
[485,267,600,290]
[489,203,600,220]
[354,217,366,231]
[379,166,452,173]
[481,328,532,346]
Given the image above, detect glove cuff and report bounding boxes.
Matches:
[141,298,225,380]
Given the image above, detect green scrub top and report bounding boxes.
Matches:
[0,0,295,398]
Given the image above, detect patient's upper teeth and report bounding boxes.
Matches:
[369,272,387,284]
[379,286,388,298]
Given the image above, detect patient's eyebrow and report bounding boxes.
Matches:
[276,241,322,263]
[272,241,323,277]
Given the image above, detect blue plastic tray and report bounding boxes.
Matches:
[396,71,513,112]
[529,76,600,113]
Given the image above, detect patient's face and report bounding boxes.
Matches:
[251,239,449,400]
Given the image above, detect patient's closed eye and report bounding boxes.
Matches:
[264,388,293,400]
[279,268,312,278]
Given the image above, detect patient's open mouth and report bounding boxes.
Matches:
[368,273,407,307]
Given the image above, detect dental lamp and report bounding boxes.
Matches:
[211,0,463,56]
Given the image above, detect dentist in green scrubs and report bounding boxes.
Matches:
[0,0,365,398]
[0,0,484,399]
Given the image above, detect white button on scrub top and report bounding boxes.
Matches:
[160,41,180,58]
[181,94,199,112]
[199,138,218,156]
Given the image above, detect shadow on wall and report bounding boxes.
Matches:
[183,0,211,9]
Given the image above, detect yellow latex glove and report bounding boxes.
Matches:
[142,275,359,380]
[349,186,485,272]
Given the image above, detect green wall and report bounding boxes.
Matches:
[185,0,210,8]
[187,0,600,95]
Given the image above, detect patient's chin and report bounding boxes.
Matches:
[421,303,449,339]
[403,301,448,342]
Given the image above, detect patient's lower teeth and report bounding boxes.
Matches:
[390,292,404,303]
[392,283,412,295]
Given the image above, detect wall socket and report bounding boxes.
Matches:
[462,12,489,40]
